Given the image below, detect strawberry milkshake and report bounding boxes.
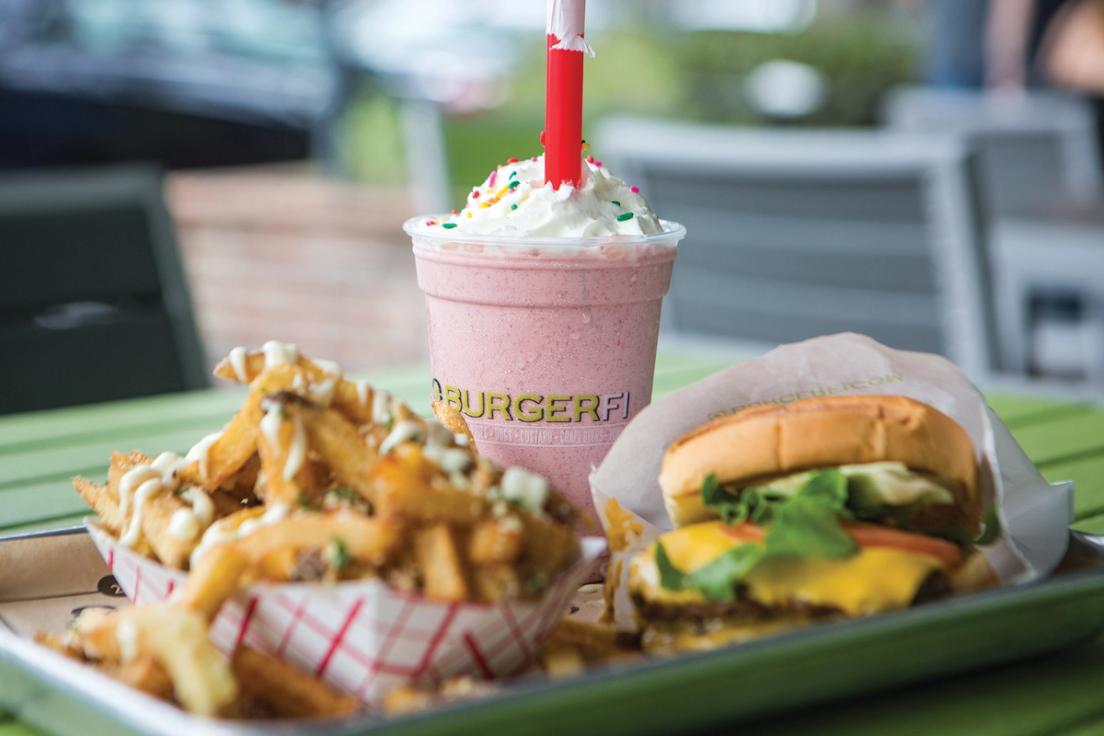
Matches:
[405,155,684,522]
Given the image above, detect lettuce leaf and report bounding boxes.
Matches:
[660,470,857,601]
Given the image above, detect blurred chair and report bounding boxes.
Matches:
[882,87,1102,215]
[0,165,207,414]
[597,117,998,381]
[992,210,1104,385]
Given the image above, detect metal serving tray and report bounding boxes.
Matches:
[2,527,1103,736]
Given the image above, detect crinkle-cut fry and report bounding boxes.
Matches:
[468,519,523,565]
[231,647,360,719]
[296,403,377,500]
[235,514,404,569]
[202,364,302,492]
[107,655,176,702]
[73,477,121,534]
[432,399,476,450]
[179,542,250,623]
[372,455,486,523]
[413,524,470,602]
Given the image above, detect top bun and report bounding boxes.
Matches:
[659,395,980,530]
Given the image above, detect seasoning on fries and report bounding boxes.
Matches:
[54,341,587,720]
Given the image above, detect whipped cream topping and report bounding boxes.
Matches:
[419,154,663,238]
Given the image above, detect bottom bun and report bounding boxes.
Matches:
[640,616,818,655]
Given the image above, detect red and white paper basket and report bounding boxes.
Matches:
[87,522,605,705]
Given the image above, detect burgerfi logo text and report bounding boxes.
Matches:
[432,380,630,423]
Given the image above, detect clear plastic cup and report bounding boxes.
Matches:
[406,218,685,523]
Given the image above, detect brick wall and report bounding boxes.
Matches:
[167,168,427,375]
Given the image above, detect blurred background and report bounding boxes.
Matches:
[3,0,1104,412]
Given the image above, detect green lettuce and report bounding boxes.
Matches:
[657,470,857,601]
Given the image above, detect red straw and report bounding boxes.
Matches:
[544,0,590,190]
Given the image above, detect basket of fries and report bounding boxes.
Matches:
[64,342,604,715]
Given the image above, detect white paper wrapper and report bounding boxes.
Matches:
[591,334,1073,627]
[546,0,594,55]
[87,523,604,705]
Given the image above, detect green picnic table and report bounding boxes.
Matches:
[2,352,1104,735]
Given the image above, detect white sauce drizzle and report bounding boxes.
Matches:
[313,359,342,379]
[284,418,307,480]
[262,340,298,369]
[116,619,140,662]
[307,377,337,407]
[379,420,424,455]
[371,389,393,424]
[228,346,249,383]
[355,380,371,407]
[185,430,222,482]
[186,488,215,526]
[189,503,289,568]
[259,403,307,480]
[117,452,188,548]
[259,405,283,449]
[168,508,200,541]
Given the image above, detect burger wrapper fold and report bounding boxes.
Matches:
[86,522,605,704]
[590,333,1072,628]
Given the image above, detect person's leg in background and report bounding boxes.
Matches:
[925,0,989,88]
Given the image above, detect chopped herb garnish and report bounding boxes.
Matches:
[616,212,634,222]
[328,537,349,570]
[297,492,313,509]
[523,572,548,595]
[611,200,621,207]
[442,222,458,229]
[330,486,358,501]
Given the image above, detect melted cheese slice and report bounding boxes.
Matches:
[630,521,945,616]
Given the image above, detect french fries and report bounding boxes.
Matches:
[232,647,361,719]
[65,341,588,721]
[414,524,470,601]
[44,605,356,720]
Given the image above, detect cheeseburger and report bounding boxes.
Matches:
[629,395,997,653]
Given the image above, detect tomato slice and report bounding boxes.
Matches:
[719,522,765,542]
[719,521,962,568]
[842,522,963,568]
